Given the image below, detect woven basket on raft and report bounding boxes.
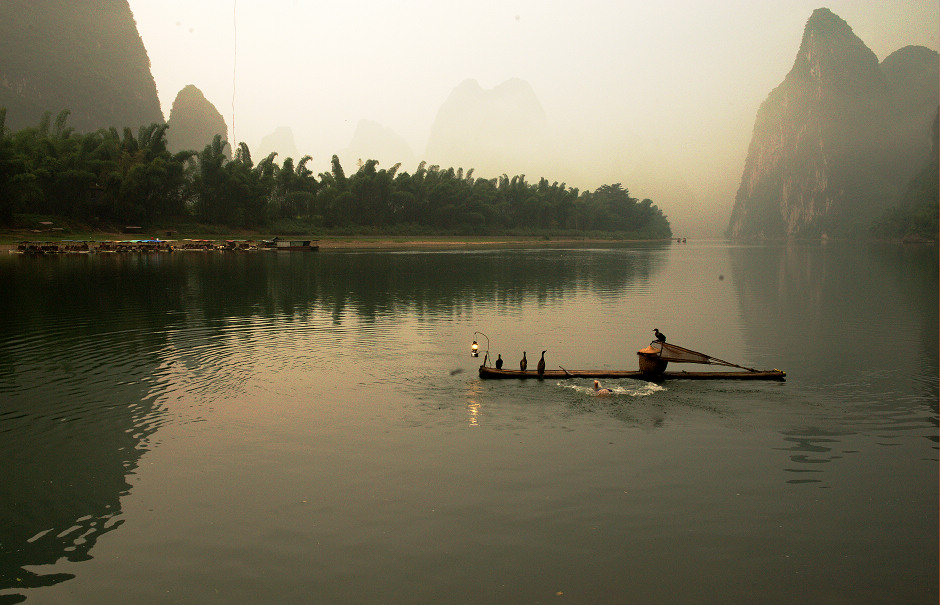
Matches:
[637,353,668,374]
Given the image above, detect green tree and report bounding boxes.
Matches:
[193,134,230,223]
[0,108,23,224]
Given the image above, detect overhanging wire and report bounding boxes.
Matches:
[232,0,237,147]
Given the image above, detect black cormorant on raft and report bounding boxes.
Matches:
[479,340,785,381]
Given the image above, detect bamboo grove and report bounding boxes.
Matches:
[0,110,672,238]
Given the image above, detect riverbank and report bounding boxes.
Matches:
[0,234,666,253]
[306,235,658,249]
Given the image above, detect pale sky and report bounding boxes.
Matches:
[127,0,939,236]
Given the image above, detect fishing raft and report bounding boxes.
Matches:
[478,341,786,381]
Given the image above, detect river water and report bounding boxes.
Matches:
[0,241,937,604]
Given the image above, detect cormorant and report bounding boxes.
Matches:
[520,352,527,371]
[495,354,503,369]
[537,351,546,376]
[653,328,666,343]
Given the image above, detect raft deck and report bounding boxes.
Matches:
[479,366,786,381]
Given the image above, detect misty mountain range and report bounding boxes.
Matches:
[0,2,936,239]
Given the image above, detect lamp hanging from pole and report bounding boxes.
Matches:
[470,331,490,365]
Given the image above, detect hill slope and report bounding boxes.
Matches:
[727,9,938,238]
[0,0,164,133]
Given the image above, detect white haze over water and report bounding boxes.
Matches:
[128,0,938,237]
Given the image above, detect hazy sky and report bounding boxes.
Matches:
[127,0,938,235]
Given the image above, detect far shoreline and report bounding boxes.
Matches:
[0,233,677,253]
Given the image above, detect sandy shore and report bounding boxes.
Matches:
[314,236,635,249]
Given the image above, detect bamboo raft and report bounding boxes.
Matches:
[478,340,786,381]
[478,367,786,381]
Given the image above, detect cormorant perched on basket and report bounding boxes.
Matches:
[495,354,503,369]
[520,352,527,371]
[653,328,666,343]
[537,351,546,376]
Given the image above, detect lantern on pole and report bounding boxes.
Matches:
[470,332,490,365]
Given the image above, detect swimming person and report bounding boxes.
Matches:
[593,380,612,396]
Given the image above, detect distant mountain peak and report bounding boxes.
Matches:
[258,126,300,161]
[801,7,858,44]
[341,119,415,169]
[806,7,845,28]
[426,78,549,177]
[493,77,537,94]
[452,78,483,94]
[727,9,938,239]
[174,84,212,107]
[881,45,940,88]
[789,7,882,93]
[166,84,229,157]
[431,78,546,137]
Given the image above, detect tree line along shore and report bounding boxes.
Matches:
[0,234,680,254]
[0,109,673,240]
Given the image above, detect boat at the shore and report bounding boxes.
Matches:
[8,237,320,254]
[260,238,319,251]
[176,239,219,251]
[478,340,786,381]
[222,239,258,251]
[11,241,66,254]
[11,240,94,254]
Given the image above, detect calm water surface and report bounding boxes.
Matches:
[1,241,937,604]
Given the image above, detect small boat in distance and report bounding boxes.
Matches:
[479,340,785,381]
[260,237,319,251]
